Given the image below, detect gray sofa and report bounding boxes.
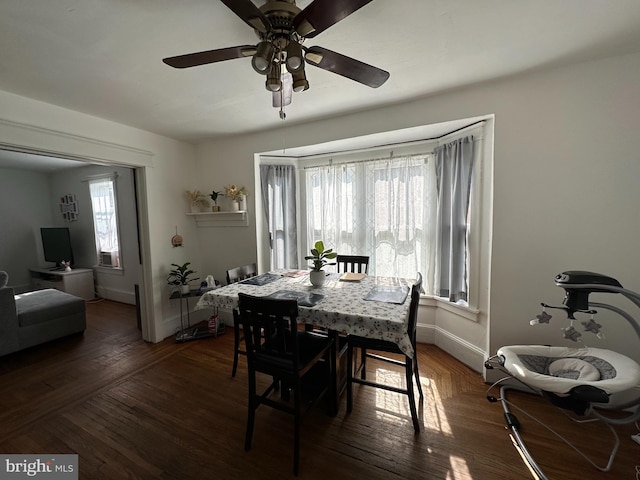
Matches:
[0,271,86,356]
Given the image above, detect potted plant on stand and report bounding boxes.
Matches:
[305,240,337,287]
[167,262,199,295]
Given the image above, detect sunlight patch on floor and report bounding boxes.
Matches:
[446,455,472,480]
[422,379,453,435]
[371,366,452,435]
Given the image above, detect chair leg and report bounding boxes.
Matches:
[405,357,420,433]
[293,379,301,476]
[346,344,353,413]
[413,353,424,398]
[232,314,241,378]
[245,373,257,451]
[360,347,367,380]
[327,338,338,416]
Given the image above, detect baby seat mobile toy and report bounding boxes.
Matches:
[485,271,640,478]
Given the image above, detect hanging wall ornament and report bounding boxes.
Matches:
[171,226,183,247]
[60,194,78,222]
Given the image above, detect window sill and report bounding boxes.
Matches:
[93,265,124,276]
[420,295,480,322]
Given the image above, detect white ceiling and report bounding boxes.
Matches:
[1,0,640,147]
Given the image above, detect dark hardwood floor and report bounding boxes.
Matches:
[0,300,638,479]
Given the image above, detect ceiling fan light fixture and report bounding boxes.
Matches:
[273,72,293,108]
[285,41,304,73]
[252,41,275,74]
[292,70,309,92]
[266,62,283,92]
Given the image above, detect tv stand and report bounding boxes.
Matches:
[29,267,94,300]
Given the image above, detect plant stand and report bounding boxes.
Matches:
[170,288,223,342]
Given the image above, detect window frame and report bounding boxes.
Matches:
[298,129,484,309]
[87,172,123,270]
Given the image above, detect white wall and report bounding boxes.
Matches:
[195,51,640,370]
[0,168,54,291]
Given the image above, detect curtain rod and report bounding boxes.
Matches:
[81,172,119,182]
[302,151,430,170]
[269,120,485,161]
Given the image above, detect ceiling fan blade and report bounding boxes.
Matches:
[219,0,270,33]
[293,0,374,38]
[163,46,257,69]
[304,46,389,88]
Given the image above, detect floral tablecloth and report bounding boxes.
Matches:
[195,270,415,357]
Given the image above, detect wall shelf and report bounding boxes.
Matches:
[186,211,248,227]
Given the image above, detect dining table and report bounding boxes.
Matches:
[194,269,415,411]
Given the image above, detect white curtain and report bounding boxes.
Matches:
[260,164,298,269]
[435,136,475,302]
[305,154,437,290]
[88,176,120,265]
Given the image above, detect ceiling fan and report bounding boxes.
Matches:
[162,0,390,117]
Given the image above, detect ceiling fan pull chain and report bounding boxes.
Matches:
[279,88,286,120]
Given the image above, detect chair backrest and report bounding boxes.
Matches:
[407,273,423,342]
[226,263,258,285]
[238,292,301,373]
[336,255,370,274]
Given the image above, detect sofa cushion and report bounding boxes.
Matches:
[15,289,85,327]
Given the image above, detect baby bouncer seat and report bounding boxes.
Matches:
[485,271,640,479]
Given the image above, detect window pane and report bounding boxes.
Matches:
[305,154,437,284]
[88,178,121,267]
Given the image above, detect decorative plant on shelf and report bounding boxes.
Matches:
[224,184,248,201]
[209,190,222,204]
[305,240,337,287]
[224,184,248,211]
[209,190,223,211]
[167,262,199,294]
[185,189,209,212]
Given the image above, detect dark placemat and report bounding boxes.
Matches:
[267,290,325,307]
[364,285,409,304]
[240,273,281,286]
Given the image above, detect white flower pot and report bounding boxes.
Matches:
[230,201,239,212]
[309,270,326,287]
[180,285,190,295]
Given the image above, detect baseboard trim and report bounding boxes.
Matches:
[417,323,487,373]
[95,286,135,305]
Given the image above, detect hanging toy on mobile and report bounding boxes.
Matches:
[528,271,627,342]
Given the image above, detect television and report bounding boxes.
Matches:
[40,227,74,269]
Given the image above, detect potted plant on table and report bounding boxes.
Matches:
[167,262,199,295]
[305,240,337,287]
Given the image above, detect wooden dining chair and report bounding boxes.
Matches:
[238,292,335,476]
[336,254,370,274]
[226,263,258,377]
[346,273,423,432]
